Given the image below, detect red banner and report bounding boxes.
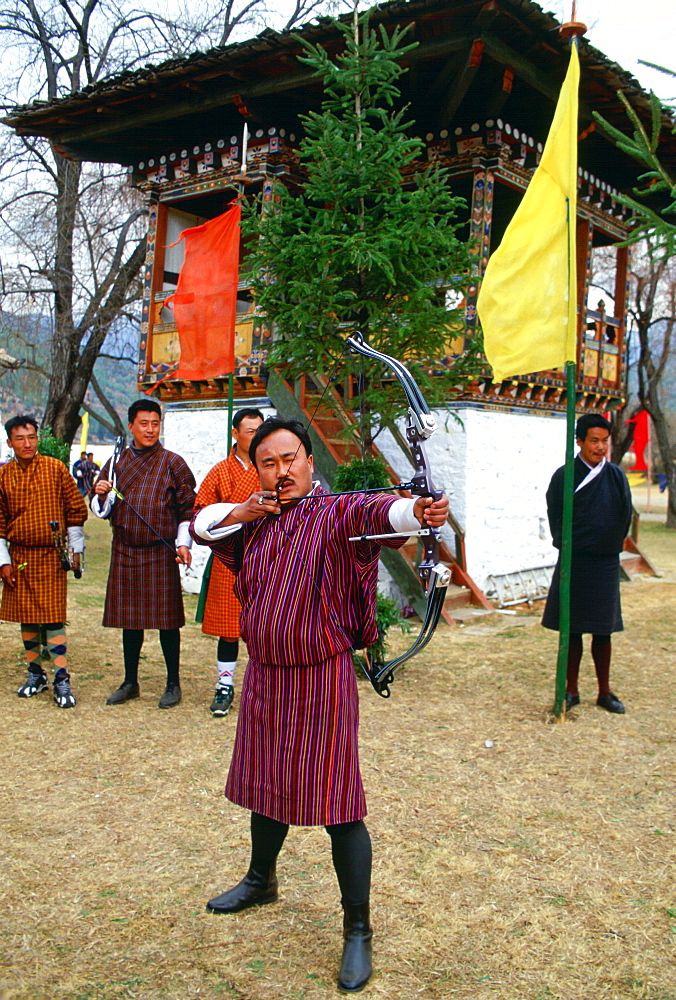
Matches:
[626,409,649,471]
[166,201,241,380]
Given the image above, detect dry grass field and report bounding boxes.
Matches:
[0,516,674,1000]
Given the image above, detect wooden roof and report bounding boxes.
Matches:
[4,0,675,192]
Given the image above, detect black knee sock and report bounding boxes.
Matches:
[250,812,289,875]
[326,820,372,907]
[159,628,181,686]
[566,633,583,696]
[217,638,239,662]
[122,629,144,685]
[591,634,612,697]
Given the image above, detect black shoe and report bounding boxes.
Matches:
[338,902,373,992]
[206,867,278,914]
[597,692,625,714]
[17,668,49,698]
[158,683,181,709]
[53,668,76,708]
[565,692,580,711]
[106,681,140,705]
[210,685,234,717]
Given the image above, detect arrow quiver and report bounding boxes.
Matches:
[49,521,83,578]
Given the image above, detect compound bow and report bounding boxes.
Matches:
[345,333,451,697]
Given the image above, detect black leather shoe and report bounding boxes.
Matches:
[158,684,181,709]
[106,682,140,705]
[597,692,625,714]
[338,902,373,992]
[565,692,580,711]
[206,868,278,914]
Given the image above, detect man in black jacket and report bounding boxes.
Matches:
[542,414,632,714]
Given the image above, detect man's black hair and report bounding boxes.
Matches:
[249,417,312,469]
[233,407,265,430]
[5,414,39,438]
[576,413,612,441]
[128,399,161,424]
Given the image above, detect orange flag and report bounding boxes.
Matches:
[166,201,241,380]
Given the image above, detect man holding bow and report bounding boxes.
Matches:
[192,416,449,992]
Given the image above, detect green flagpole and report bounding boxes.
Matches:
[227,371,235,432]
[554,359,576,717]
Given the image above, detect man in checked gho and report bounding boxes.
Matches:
[542,413,632,714]
[191,416,449,992]
[0,414,87,708]
[194,407,264,717]
[92,399,196,709]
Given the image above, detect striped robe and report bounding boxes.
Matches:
[0,454,88,623]
[96,442,195,630]
[205,489,402,826]
[194,449,259,637]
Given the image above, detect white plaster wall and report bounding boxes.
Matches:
[462,408,565,591]
[378,406,566,594]
[162,400,567,600]
[162,402,274,593]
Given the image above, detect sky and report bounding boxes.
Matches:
[547,0,674,102]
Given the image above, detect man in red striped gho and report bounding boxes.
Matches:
[192,416,449,992]
[194,407,264,717]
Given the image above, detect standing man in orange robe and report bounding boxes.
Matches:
[194,408,264,716]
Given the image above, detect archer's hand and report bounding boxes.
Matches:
[228,491,282,524]
[176,545,192,567]
[1,563,17,588]
[413,494,449,528]
[94,478,112,496]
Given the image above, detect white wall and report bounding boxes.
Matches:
[162,401,567,599]
[377,406,566,594]
[163,402,274,592]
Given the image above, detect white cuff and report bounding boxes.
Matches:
[175,520,193,548]
[0,537,10,566]
[388,498,421,534]
[67,526,85,553]
[91,492,114,519]
[193,503,243,541]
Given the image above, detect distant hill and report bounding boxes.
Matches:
[0,309,139,441]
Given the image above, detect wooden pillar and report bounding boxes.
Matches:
[614,243,630,365]
[575,218,593,371]
[466,165,495,331]
[138,191,165,383]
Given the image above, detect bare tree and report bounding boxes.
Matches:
[630,247,676,527]
[592,242,676,525]
[0,0,336,442]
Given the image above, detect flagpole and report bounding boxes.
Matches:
[553,20,585,719]
[553,359,576,717]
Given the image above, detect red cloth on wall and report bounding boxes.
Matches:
[166,202,241,380]
[626,409,649,471]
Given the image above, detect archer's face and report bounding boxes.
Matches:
[128,411,161,449]
[255,429,314,499]
[577,427,610,467]
[9,425,39,466]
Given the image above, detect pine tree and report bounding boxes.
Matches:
[244,10,476,447]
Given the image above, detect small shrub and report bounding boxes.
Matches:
[38,426,70,465]
[332,455,391,493]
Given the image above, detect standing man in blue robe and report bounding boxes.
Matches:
[542,414,632,714]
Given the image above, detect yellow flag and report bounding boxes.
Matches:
[477,44,579,383]
[79,412,89,452]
